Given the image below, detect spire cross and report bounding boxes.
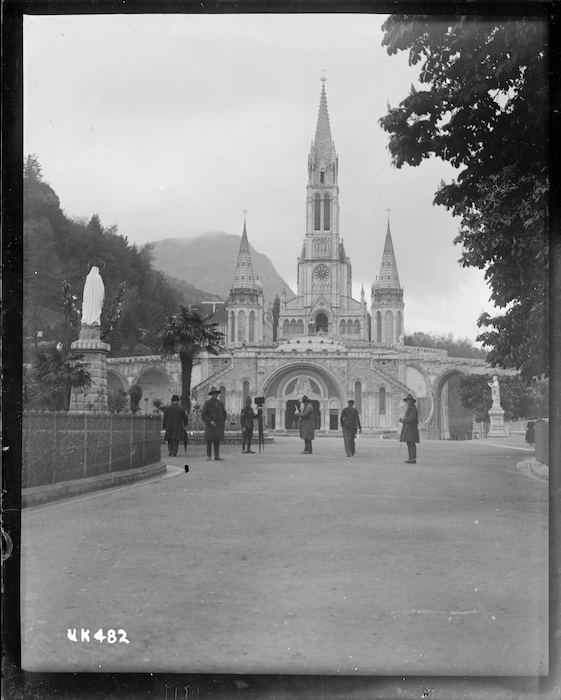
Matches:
[320,68,327,84]
[386,207,391,216]
[243,209,248,222]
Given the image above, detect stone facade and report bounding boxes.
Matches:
[107,81,507,437]
[69,326,111,413]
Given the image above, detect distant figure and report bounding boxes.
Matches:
[81,264,105,326]
[488,375,501,407]
[399,394,420,464]
[201,386,227,461]
[162,394,188,457]
[297,395,315,454]
[525,421,535,447]
[240,396,257,454]
[340,399,362,457]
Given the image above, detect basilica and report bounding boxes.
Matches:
[107,82,490,438]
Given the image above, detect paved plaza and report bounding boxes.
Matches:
[21,435,547,676]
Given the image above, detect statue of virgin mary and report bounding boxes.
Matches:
[81,264,105,326]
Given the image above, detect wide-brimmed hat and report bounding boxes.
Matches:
[302,395,309,402]
[245,396,252,402]
[208,386,220,395]
[347,399,355,404]
[403,394,416,403]
[171,394,180,402]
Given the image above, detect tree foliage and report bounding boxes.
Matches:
[159,306,225,411]
[379,16,548,380]
[404,331,487,359]
[458,374,549,423]
[27,345,91,412]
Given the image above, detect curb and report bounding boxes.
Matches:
[516,458,549,482]
[23,462,167,507]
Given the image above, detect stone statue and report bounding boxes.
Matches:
[488,375,501,407]
[81,265,105,326]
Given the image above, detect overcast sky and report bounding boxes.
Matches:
[24,13,496,342]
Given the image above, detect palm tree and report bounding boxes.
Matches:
[159,306,225,412]
[31,345,92,411]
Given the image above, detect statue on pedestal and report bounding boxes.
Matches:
[81,263,105,326]
[488,375,501,407]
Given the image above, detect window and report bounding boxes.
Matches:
[314,194,321,230]
[339,320,346,335]
[397,311,402,338]
[379,387,386,414]
[320,171,325,184]
[354,319,360,335]
[376,311,382,342]
[249,311,255,342]
[384,310,394,343]
[230,311,235,342]
[323,195,330,230]
[242,381,250,403]
[355,381,362,413]
[296,319,304,335]
[283,319,290,337]
[237,310,246,342]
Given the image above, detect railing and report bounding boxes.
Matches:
[22,412,162,488]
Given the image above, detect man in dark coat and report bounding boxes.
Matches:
[162,394,188,457]
[240,396,258,454]
[297,395,315,454]
[399,394,420,464]
[201,386,227,461]
[340,399,362,457]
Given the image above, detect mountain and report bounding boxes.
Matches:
[149,233,295,302]
[164,274,223,307]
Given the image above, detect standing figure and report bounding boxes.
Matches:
[297,395,315,454]
[340,399,362,457]
[488,375,501,407]
[81,264,105,326]
[525,421,535,447]
[162,394,188,457]
[399,394,420,464]
[240,396,257,454]
[201,386,227,461]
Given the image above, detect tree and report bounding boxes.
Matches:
[458,374,547,423]
[379,16,548,380]
[29,345,91,412]
[159,306,225,411]
[404,331,487,359]
[128,385,143,414]
[24,154,43,182]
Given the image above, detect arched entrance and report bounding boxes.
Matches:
[433,370,473,440]
[260,362,345,432]
[136,368,175,411]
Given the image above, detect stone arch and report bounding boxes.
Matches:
[431,368,472,440]
[107,369,127,394]
[135,367,175,410]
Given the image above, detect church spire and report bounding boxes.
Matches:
[375,214,401,289]
[308,75,337,174]
[231,214,257,291]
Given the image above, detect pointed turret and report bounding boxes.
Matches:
[375,218,401,289]
[231,218,257,291]
[371,214,404,344]
[310,83,336,166]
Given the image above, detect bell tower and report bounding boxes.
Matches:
[371,213,405,344]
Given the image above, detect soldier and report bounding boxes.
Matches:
[240,396,258,454]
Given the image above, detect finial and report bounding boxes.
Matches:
[321,68,327,84]
[243,208,248,224]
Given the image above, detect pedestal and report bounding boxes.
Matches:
[487,406,507,437]
[69,325,111,413]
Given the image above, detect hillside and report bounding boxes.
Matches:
[150,233,295,302]
[164,275,223,307]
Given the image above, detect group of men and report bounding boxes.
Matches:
[163,388,420,463]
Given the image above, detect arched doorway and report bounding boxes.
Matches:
[136,368,174,411]
[434,371,473,440]
[315,312,328,333]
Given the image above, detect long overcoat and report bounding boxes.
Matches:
[299,403,315,441]
[399,404,420,443]
[201,397,227,441]
[163,403,188,441]
[340,406,361,432]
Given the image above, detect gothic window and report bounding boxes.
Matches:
[242,380,250,402]
[230,311,235,343]
[347,319,353,334]
[384,310,394,343]
[320,171,325,184]
[379,387,386,414]
[397,311,403,338]
[314,194,321,230]
[354,319,360,335]
[283,319,290,337]
[237,310,246,342]
[249,311,255,342]
[296,319,304,335]
[354,381,362,413]
[376,311,382,342]
[323,195,330,230]
[339,320,346,335]
[315,312,328,333]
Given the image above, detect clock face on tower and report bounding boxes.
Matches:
[314,264,330,281]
